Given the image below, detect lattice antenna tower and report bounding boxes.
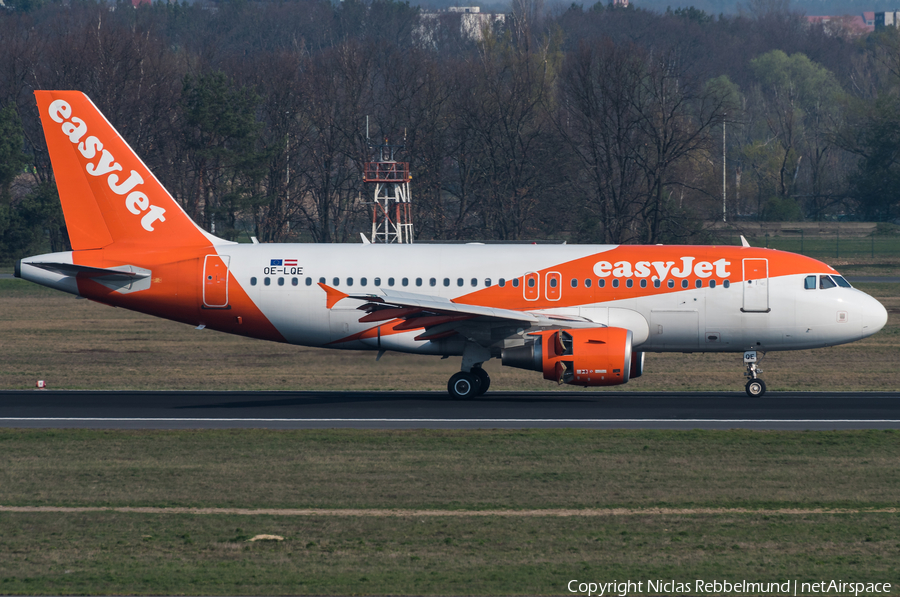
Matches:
[364,118,413,243]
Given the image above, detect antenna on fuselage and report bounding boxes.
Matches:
[740,235,751,247]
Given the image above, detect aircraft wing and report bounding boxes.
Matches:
[319,283,597,343]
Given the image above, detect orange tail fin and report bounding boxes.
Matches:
[35,91,220,250]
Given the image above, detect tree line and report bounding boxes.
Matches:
[2,0,900,260]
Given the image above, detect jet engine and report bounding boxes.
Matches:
[501,327,634,386]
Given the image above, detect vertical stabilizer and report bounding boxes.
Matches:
[35,91,222,250]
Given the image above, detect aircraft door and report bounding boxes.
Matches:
[545,272,561,301]
[742,258,769,313]
[524,272,540,301]
[203,254,230,308]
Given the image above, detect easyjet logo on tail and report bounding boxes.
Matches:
[593,256,731,280]
[48,99,166,232]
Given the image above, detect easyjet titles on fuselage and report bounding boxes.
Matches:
[593,256,731,280]
[47,99,167,232]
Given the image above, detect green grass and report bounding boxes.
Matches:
[3,267,899,594]
[2,429,899,511]
[1,511,897,595]
[723,235,900,260]
[1,429,899,595]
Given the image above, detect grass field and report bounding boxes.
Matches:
[1,429,899,594]
[2,267,899,595]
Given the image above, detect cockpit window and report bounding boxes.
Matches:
[819,275,837,289]
[833,275,852,288]
[804,275,816,290]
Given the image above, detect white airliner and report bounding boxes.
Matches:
[16,91,889,397]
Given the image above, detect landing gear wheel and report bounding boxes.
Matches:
[448,371,481,399]
[471,367,490,396]
[745,378,766,397]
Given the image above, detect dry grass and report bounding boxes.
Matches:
[1,279,898,391]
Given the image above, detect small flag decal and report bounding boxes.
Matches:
[270,259,283,266]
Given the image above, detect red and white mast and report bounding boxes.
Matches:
[364,127,413,244]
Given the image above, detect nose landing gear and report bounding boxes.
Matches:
[743,350,766,397]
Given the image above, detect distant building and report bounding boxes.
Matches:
[875,11,900,29]
[806,14,873,36]
[447,6,505,40]
[418,6,506,43]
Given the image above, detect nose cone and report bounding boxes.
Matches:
[861,293,889,338]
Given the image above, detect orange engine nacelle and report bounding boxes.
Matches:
[500,327,634,387]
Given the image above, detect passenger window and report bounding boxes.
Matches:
[471,278,477,287]
[512,279,520,288]
[264,277,271,286]
[416,278,423,287]
[612,279,619,288]
[710,279,716,288]
[695,279,702,288]
[527,278,535,288]
[626,279,633,288]
[402,278,409,287]
[250,277,257,286]
[346,277,353,286]
[550,278,558,288]
[332,277,339,286]
[430,278,436,287]
[667,279,674,288]
[640,279,647,288]
[444,278,450,287]
[570,278,578,288]
[278,277,285,286]
[820,275,837,289]
[457,278,464,287]
[499,279,506,287]
[292,277,299,286]
[834,275,852,288]
[723,280,731,288]
[681,280,688,288]
[319,277,326,284]
[584,279,592,288]
[804,275,817,290]
[599,279,605,288]
[374,277,381,286]
[485,278,492,287]
[388,277,395,286]
[305,277,312,286]
[654,279,661,288]
[361,278,367,287]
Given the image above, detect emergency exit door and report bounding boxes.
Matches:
[203,254,230,308]
[742,258,769,312]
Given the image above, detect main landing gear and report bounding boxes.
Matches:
[743,350,766,397]
[448,366,490,399]
[448,343,493,399]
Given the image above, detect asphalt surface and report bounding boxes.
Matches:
[1,390,899,430]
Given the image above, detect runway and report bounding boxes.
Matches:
[1,390,899,429]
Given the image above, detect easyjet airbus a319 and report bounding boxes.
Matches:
[16,91,889,397]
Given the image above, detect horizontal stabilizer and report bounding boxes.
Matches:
[31,262,150,282]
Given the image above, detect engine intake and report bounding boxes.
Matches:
[501,327,634,387]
